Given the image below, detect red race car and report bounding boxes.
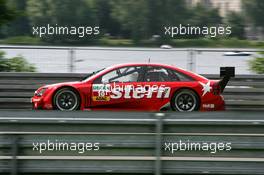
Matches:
[31,63,234,112]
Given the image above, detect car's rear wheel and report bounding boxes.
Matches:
[171,89,199,112]
[53,88,80,111]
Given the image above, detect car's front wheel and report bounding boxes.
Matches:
[171,89,199,112]
[53,88,80,111]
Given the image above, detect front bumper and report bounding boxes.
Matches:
[31,97,42,109]
[31,96,53,110]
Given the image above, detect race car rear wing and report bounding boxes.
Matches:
[219,67,235,93]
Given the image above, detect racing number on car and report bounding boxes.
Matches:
[92,84,111,101]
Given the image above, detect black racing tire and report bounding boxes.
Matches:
[171,89,199,112]
[53,88,80,111]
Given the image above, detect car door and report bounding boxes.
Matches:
[140,65,196,110]
[138,66,173,110]
[90,65,145,110]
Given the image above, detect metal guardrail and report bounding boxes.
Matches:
[1,46,263,73]
[0,111,264,174]
[0,73,264,110]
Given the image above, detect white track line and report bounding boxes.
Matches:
[0,156,264,162]
[0,132,263,136]
[0,117,264,123]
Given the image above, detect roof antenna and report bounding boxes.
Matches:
[148,58,151,63]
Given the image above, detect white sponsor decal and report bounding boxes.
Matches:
[199,81,212,96]
[203,104,215,109]
[92,84,171,99]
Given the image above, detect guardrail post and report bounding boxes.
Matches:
[187,49,196,72]
[155,113,164,175]
[68,48,75,73]
[11,135,18,175]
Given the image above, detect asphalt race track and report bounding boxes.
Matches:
[0,111,264,175]
[0,110,263,121]
[0,111,264,174]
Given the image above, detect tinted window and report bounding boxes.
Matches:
[168,68,194,81]
[144,67,170,82]
[94,66,144,83]
[144,66,194,82]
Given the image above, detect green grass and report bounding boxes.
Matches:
[169,38,264,48]
[98,38,134,47]
[0,36,263,48]
[0,36,42,45]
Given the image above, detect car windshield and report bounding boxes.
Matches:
[81,68,105,81]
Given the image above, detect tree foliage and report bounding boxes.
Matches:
[243,0,264,74]
[94,0,121,36]
[0,0,16,26]
[242,0,264,27]
[110,0,190,42]
[25,0,219,43]
[188,3,222,27]
[0,51,36,72]
[2,0,31,37]
[110,0,149,42]
[226,12,245,39]
[250,55,264,74]
[0,0,257,43]
[27,0,99,44]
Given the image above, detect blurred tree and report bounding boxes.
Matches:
[0,0,17,37]
[242,0,264,27]
[226,12,245,39]
[188,3,222,27]
[3,0,31,36]
[250,56,264,74]
[243,0,264,74]
[147,0,163,36]
[157,0,189,26]
[0,0,16,26]
[147,0,189,41]
[0,51,36,72]
[26,0,52,25]
[0,0,251,45]
[0,52,8,70]
[111,0,149,43]
[111,0,189,42]
[186,3,222,38]
[27,0,99,44]
[94,0,121,36]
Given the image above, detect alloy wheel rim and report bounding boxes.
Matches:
[56,90,78,110]
[175,92,196,111]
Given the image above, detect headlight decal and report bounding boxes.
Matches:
[35,87,48,97]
